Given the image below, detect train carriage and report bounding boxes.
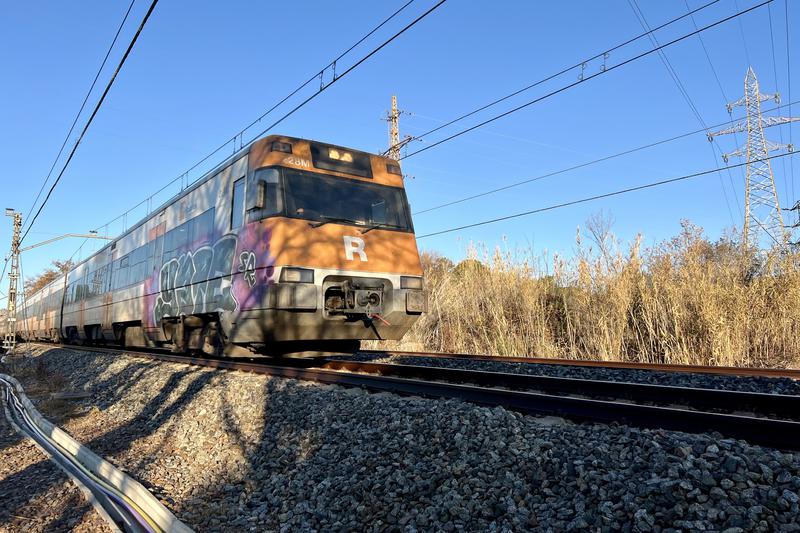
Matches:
[8,135,427,355]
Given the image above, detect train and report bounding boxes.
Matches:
[3,135,426,355]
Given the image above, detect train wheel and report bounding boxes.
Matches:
[200,321,223,356]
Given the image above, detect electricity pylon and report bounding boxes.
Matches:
[708,67,800,249]
[383,95,413,160]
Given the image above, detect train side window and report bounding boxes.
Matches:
[172,223,189,256]
[152,235,163,272]
[132,245,149,283]
[143,241,156,279]
[192,209,214,244]
[231,177,245,230]
[163,228,176,263]
[247,168,282,222]
[86,270,94,297]
[115,256,130,289]
[129,247,142,284]
[163,224,188,264]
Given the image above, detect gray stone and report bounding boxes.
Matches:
[7,343,800,533]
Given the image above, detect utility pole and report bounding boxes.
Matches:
[383,95,413,160]
[708,67,800,249]
[3,208,22,351]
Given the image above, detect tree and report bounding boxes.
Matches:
[24,259,74,295]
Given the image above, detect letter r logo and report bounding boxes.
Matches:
[343,236,367,262]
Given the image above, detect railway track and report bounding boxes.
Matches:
[319,359,800,418]
[366,349,800,379]
[23,344,800,450]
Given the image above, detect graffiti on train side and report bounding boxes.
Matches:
[153,235,240,323]
[238,250,257,288]
[147,225,275,326]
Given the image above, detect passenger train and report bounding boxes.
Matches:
[4,136,426,355]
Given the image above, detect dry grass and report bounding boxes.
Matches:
[2,354,80,422]
[378,219,800,369]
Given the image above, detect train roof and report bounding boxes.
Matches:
[23,134,396,301]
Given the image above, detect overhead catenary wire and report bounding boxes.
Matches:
[95,0,444,235]
[21,0,138,234]
[400,0,773,161]
[20,0,160,247]
[412,99,799,216]
[416,151,798,240]
[402,0,721,149]
[242,0,448,144]
[236,0,418,141]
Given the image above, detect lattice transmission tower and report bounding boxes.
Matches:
[708,67,800,249]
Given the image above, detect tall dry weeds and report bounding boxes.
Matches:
[378,219,800,369]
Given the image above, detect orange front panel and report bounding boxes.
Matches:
[263,218,423,275]
[249,136,404,188]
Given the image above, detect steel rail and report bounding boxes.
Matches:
[367,350,800,379]
[40,344,800,451]
[319,360,800,419]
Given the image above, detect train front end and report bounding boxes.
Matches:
[226,136,426,352]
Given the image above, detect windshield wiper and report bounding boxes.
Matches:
[361,222,405,234]
[309,215,364,228]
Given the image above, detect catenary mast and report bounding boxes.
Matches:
[3,209,22,351]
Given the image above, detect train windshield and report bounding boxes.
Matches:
[279,169,413,232]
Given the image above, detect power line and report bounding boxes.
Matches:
[237,0,418,142]
[629,0,739,225]
[404,0,721,148]
[788,1,795,201]
[243,0,448,144]
[20,0,160,246]
[21,0,137,233]
[401,0,773,161]
[767,1,791,209]
[416,151,798,240]
[683,0,745,219]
[412,100,799,216]
[684,0,729,102]
[733,0,754,66]
[629,0,705,125]
[95,0,442,234]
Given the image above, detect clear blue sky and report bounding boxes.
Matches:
[1,0,798,296]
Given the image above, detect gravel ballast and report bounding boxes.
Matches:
[0,393,112,532]
[350,352,800,396]
[2,344,800,532]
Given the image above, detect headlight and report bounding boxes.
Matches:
[400,276,424,290]
[280,267,314,283]
[328,148,353,162]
